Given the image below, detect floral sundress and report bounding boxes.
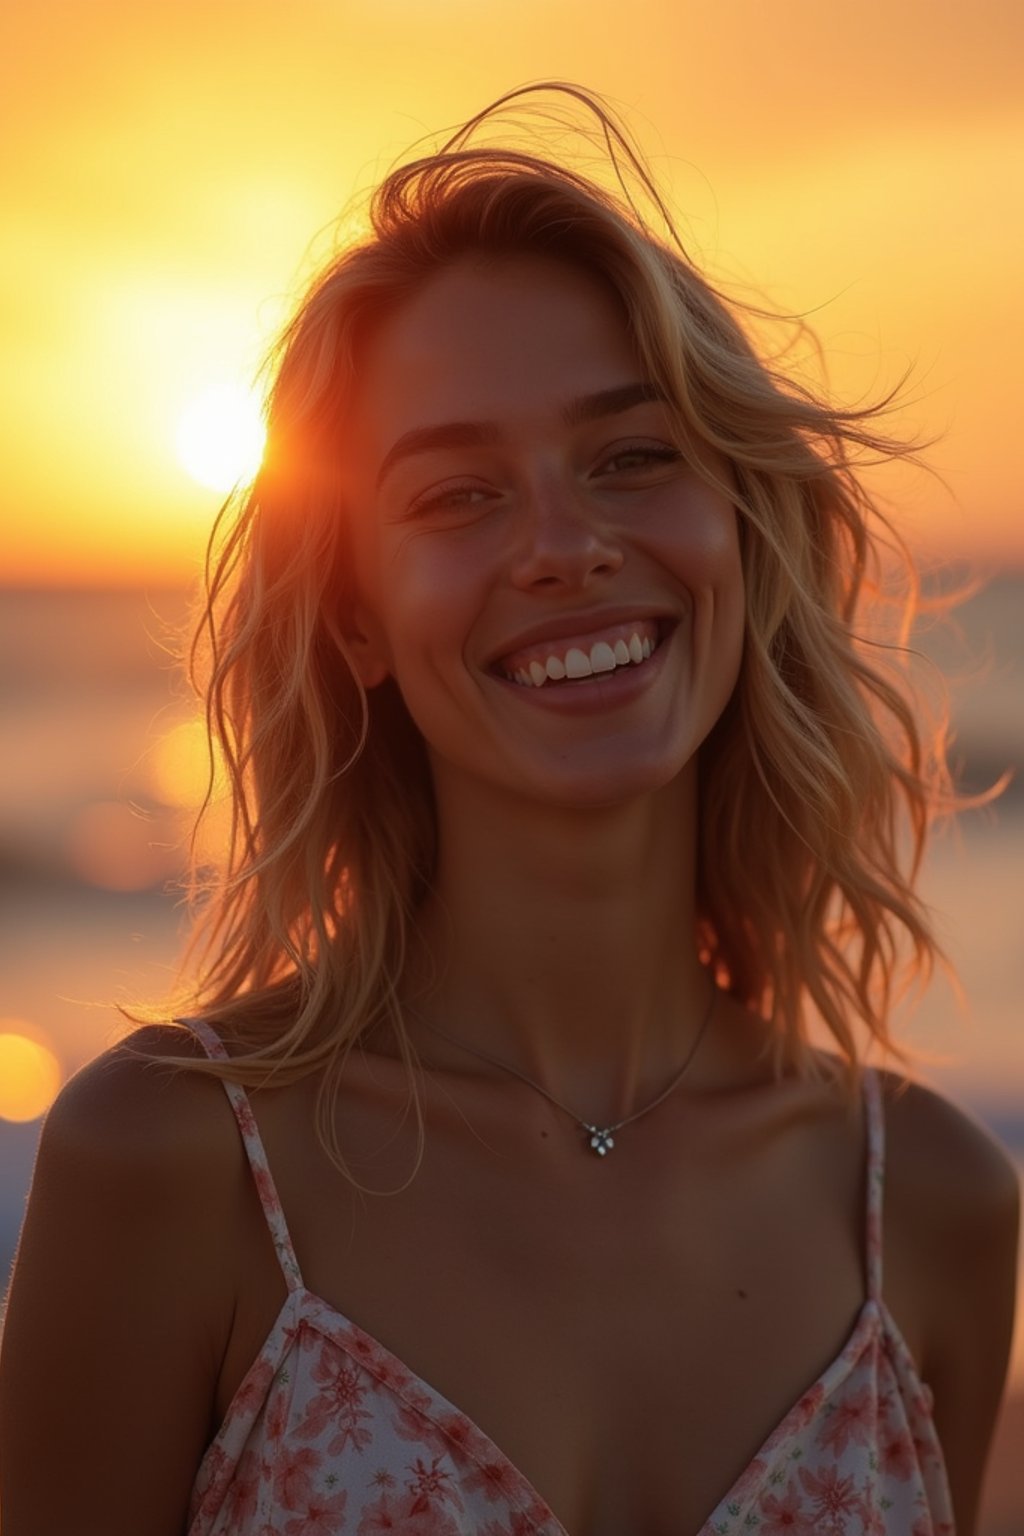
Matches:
[186,1021,955,1535]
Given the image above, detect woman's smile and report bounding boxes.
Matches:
[492,614,665,687]
[484,614,679,725]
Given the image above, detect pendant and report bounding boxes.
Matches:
[585,1125,615,1156]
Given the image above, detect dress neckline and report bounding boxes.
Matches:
[187,1022,946,1533]
[201,1280,901,1536]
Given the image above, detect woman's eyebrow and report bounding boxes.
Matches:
[375,381,668,489]
[564,381,668,426]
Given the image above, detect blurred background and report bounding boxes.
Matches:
[1,1,1021,1527]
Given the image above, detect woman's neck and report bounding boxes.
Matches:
[399,763,711,1122]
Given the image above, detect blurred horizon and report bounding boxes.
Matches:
[3,575,1021,1090]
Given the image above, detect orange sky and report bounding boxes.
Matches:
[2,0,1022,584]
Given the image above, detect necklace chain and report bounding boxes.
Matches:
[408,980,717,1157]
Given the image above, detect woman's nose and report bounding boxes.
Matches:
[506,482,625,592]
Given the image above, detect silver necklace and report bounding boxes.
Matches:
[409,981,717,1157]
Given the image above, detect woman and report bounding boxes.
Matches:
[0,84,1017,1536]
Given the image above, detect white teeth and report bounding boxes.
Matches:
[504,625,661,686]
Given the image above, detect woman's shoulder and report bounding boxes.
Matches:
[876,1068,1018,1516]
[775,1051,1017,1239]
[1,1022,247,1529]
[876,1068,1019,1236]
[38,1021,246,1209]
[876,1069,1018,1317]
[21,1022,253,1355]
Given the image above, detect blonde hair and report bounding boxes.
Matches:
[155,84,955,1181]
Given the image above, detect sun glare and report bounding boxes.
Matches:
[0,1028,62,1123]
[176,382,266,493]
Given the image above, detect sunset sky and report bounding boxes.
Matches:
[3,0,1022,584]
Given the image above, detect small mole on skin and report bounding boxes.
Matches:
[540,1130,549,1138]
[737,1289,748,1300]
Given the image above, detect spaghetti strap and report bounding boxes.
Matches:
[862,1066,885,1302]
[185,1017,304,1293]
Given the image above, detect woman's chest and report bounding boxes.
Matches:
[216,1090,871,1533]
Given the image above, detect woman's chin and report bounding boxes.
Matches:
[479,751,696,816]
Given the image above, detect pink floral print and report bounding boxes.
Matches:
[185,1022,956,1535]
[817,1385,875,1457]
[758,1481,816,1536]
[295,1347,376,1455]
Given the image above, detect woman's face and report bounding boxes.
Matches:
[341,253,745,810]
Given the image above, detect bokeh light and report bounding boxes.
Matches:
[150,717,224,809]
[66,799,180,891]
[149,716,232,871]
[190,801,233,872]
[0,1026,63,1123]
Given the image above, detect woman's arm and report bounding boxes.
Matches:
[0,1030,242,1535]
[886,1079,1020,1536]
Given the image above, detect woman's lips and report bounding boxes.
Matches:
[489,619,675,715]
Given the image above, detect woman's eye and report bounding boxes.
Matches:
[600,444,683,476]
[408,482,493,518]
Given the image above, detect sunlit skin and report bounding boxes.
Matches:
[342,255,746,1111]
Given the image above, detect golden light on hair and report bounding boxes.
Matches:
[176,382,265,494]
[0,1026,62,1123]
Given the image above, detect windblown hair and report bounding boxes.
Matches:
[157,83,955,1182]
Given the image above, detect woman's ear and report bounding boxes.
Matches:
[344,602,392,689]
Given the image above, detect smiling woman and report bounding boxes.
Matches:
[0,83,1017,1536]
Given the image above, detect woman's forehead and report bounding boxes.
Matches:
[350,254,643,444]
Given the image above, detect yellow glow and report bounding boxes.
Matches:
[176,383,265,494]
[151,718,225,809]
[0,1028,62,1123]
[3,7,1023,580]
[191,800,233,871]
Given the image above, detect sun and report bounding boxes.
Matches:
[176,382,266,493]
